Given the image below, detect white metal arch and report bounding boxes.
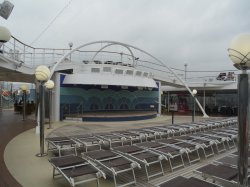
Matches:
[91,43,135,65]
[49,40,208,117]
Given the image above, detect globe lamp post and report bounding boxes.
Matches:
[192,89,197,122]
[21,84,28,121]
[228,33,250,187]
[35,65,50,157]
[45,80,54,129]
[0,26,11,52]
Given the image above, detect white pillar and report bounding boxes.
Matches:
[52,72,61,121]
[203,90,205,111]
[157,81,161,116]
[203,84,206,109]
[35,82,40,134]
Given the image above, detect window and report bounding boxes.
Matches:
[126,70,133,75]
[135,71,142,76]
[103,67,112,72]
[115,69,123,74]
[91,68,100,73]
[143,72,149,77]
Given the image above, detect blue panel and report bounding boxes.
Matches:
[82,114,157,122]
[60,74,66,85]
[59,84,159,120]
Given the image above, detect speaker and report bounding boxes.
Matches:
[0,1,14,20]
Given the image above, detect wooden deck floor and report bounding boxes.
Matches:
[0,110,35,187]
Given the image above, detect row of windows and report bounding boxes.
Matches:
[91,67,152,78]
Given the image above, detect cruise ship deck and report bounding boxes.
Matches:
[1,109,237,187]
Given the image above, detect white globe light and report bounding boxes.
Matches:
[0,26,11,43]
[45,80,54,89]
[228,33,250,67]
[192,89,197,95]
[35,65,51,81]
[21,84,29,91]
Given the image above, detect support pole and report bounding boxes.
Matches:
[158,81,161,116]
[238,73,249,187]
[203,86,206,110]
[48,89,52,129]
[22,91,26,121]
[192,97,195,122]
[0,88,2,113]
[171,112,174,124]
[36,83,47,157]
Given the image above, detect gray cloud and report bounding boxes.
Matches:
[2,0,250,78]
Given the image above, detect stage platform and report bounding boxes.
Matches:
[64,111,158,122]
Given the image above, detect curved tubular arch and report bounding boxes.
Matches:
[50,40,208,117]
[91,43,135,65]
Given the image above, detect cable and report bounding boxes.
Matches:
[186,70,239,72]
[170,68,239,73]
[30,0,73,46]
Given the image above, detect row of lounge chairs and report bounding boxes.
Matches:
[46,117,238,187]
[46,117,237,156]
[157,176,222,187]
[157,150,244,187]
[194,151,250,187]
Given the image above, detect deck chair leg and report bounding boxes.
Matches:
[196,150,201,161]
[52,168,55,179]
[180,155,185,167]
[113,174,117,187]
[202,148,207,159]
[168,159,173,172]
[96,178,100,187]
[232,140,236,148]
[215,144,220,154]
[186,153,191,165]
[132,168,136,185]
[59,147,62,157]
[74,146,77,156]
[222,142,227,151]
[144,165,149,181]
[210,146,215,156]
[159,160,164,176]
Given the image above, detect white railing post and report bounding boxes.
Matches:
[33,48,35,67]
[52,49,55,62]
[23,45,25,62]
[43,48,45,64]
[13,38,16,60]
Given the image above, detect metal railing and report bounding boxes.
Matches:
[1,37,183,86]
[2,36,69,67]
[1,36,238,86]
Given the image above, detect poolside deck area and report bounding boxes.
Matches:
[1,110,237,187]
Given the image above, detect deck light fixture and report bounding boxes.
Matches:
[0,26,11,52]
[0,26,11,42]
[20,84,28,121]
[192,89,197,122]
[35,65,50,157]
[228,33,250,187]
[45,80,54,129]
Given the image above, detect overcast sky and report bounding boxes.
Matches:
[2,0,250,78]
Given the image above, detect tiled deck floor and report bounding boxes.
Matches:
[0,110,35,187]
[2,109,227,187]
